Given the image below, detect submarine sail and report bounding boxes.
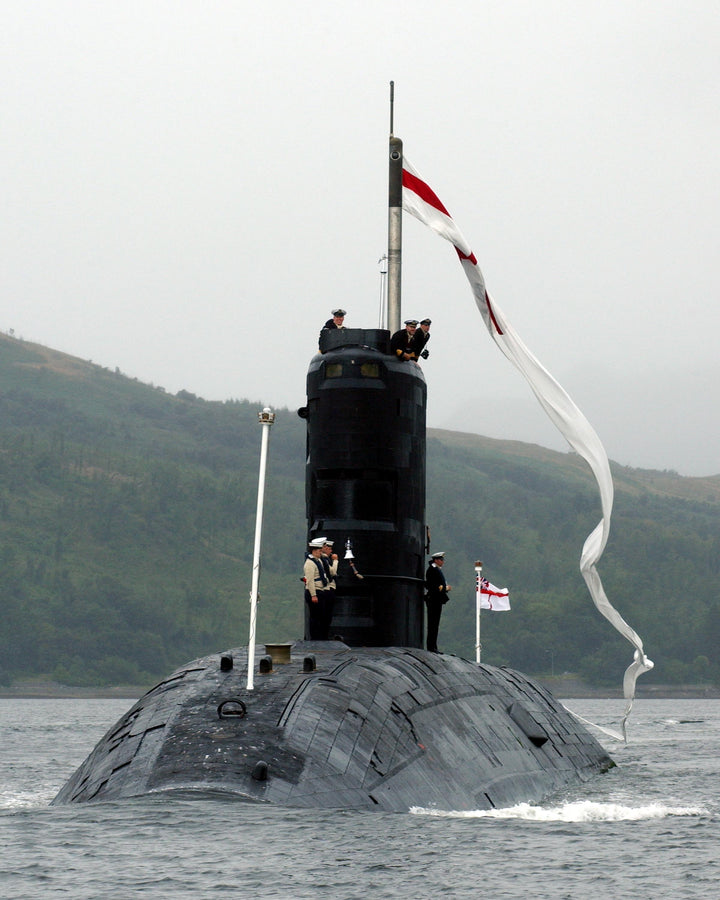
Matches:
[298,114,425,648]
[301,327,426,648]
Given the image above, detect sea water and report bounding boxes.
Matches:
[1,698,718,899]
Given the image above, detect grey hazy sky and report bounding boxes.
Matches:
[3,2,719,475]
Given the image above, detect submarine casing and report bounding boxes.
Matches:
[51,642,613,810]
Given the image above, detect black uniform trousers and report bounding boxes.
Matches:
[305,589,333,640]
[425,599,443,652]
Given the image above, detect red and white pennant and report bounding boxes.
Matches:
[402,158,653,735]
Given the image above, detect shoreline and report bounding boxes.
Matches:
[537,676,720,700]
[1,676,719,701]
[0,682,151,700]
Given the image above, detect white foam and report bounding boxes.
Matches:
[410,800,708,822]
[0,789,55,810]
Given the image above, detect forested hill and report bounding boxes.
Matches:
[1,332,719,689]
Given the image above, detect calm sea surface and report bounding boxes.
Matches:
[1,697,718,899]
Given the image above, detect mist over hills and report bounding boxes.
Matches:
[1,332,719,690]
[438,363,720,478]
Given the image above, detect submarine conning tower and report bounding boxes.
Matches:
[298,326,427,648]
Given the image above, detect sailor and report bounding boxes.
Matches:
[424,551,452,653]
[319,309,346,352]
[322,308,346,331]
[303,538,330,640]
[390,319,419,361]
[321,540,339,637]
[416,318,431,359]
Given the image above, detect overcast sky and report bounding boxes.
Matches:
[3,2,719,476]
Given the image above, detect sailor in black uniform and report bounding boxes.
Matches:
[416,318,431,359]
[425,551,452,652]
[319,309,346,352]
[322,308,346,331]
[390,319,419,361]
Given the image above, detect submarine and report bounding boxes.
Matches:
[52,114,614,811]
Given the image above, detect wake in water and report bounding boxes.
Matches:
[411,800,708,822]
[0,787,59,811]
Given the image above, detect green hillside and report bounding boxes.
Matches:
[1,332,719,689]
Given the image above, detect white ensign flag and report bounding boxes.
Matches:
[478,578,511,612]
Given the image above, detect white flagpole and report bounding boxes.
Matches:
[246,407,275,691]
[475,561,483,664]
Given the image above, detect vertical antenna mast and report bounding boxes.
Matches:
[387,81,403,334]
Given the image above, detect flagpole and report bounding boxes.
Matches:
[246,407,275,691]
[475,560,483,664]
[378,253,388,328]
[387,81,402,334]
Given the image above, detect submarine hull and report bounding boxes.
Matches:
[52,642,612,811]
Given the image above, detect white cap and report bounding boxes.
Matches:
[431,551,445,559]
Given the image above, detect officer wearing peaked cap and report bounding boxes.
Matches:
[390,319,419,361]
[416,318,431,359]
[319,309,347,352]
[425,551,452,653]
[322,309,346,331]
